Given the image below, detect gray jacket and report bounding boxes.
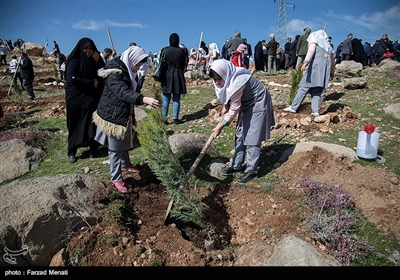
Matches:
[341,38,353,55]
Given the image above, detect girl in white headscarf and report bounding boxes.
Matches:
[93,46,160,193]
[207,42,220,70]
[284,29,335,116]
[209,59,275,184]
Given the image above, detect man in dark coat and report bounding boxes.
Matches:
[19,51,35,100]
[243,38,252,69]
[227,31,244,57]
[221,39,230,60]
[287,34,300,69]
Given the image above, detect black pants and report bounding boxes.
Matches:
[68,138,99,157]
[262,54,268,71]
[13,72,23,88]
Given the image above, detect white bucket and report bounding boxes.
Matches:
[356,131,380,159]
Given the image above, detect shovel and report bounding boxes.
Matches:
[164,132,215,223]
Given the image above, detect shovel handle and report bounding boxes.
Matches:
[186,132,215,178]
[164,132,214,224]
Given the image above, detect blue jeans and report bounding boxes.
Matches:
[162,93,181,120]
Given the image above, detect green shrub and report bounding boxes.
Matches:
[288,67,303,104]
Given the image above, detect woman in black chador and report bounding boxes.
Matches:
[65,37,105,163]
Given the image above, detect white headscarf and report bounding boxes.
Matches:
[307,30,334,53]
[208,42,220,54]
[210,59,251,105]
[120,46,148,89]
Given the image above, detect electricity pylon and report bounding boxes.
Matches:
[274,0,295,46]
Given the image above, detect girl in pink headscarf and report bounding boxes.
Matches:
[93,46,160,193]
[231,44,247,67]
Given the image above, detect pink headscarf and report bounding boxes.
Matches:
[237,44,247,52]
[120,46,148,89]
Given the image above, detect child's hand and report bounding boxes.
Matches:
[143,97,160,108]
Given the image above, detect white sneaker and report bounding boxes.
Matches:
[311,112,320,117]
[283,106,296,113]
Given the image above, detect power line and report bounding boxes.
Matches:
[274,0,295,46]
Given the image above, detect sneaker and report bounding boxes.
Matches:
[221,167,242,176]
[311,112,320,117]
[112,181,128,193]
[236,172,257,184]
[283,106,296,113]
[122,165,139,173]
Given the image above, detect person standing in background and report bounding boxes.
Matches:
[9,54,23,89]
[221,39,230,60]
[207,42,220,72]
[276,43,284,71]
[153,52,159,69]
[179,44,189,71]
[335,42,343,64]
[261,40,268,72]
[253,40,264,71]
[56,51,66,81]
[53,40,60,55]
[287,34,300,69]
[20,51,35,100]
[266,34,278,75]
[341,33,353,61]
[284,30,335,117]
[227,31,245,58]
[136,54,151,93]
[197,47,207,80]
[363,41,372,66]
[158,33,187,125]
[243,38,252,69]
[296,27,311,69]
[231,44,246,67]
[100,48,116,64]
[65,37,105,163]
[187,48,197,81]
[284,37,292,70]
[0,41,8,64]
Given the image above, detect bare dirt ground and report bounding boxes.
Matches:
[0,57,399,268]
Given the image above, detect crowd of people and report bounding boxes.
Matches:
[1,29,398,191]
[334,33,400,66]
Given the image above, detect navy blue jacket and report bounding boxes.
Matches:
[96,57,144,128]
[20,55,34,80]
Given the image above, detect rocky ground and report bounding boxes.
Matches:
[0,52,399,269]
